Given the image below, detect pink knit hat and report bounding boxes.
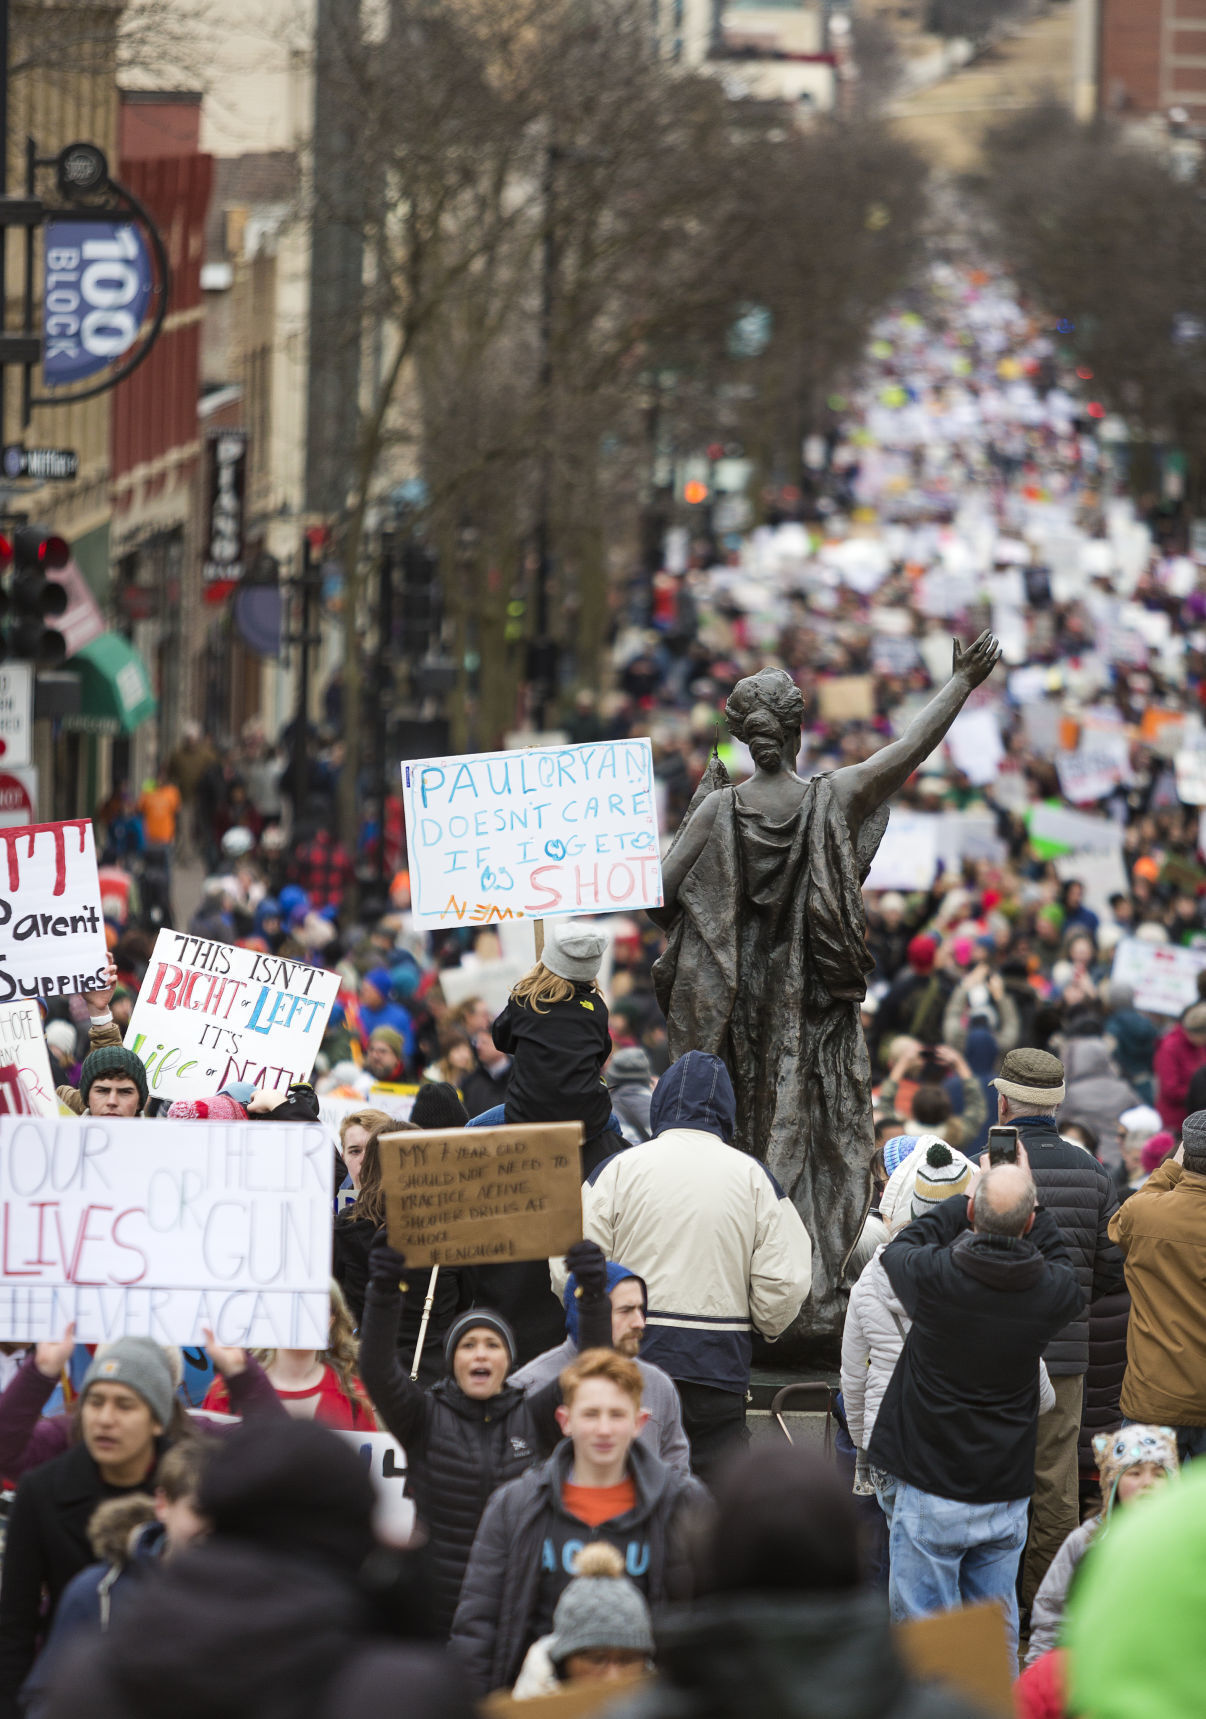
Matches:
[1141,1132,1176,1176]
[166,1095,249,1122]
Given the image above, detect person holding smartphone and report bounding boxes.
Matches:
[988,1047,1127,1617]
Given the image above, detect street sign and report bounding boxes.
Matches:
[1,446,79,482]
[0,766,36,827]
[0,665,32,767]
[42,220,155,386]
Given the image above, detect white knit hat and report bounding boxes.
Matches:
[880,1136,976,1235]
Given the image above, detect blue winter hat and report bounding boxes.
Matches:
[364,966,393,998]
[390,961,420,1002]
[220,1080,257,1106]
[564,1261,646,1345]
[882,1134,920,1177]
[278,885,309,917]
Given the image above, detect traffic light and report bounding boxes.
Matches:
[401,538,439,660]
[0,528,69,664]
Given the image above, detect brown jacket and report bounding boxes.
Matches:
[55,1020,125,1116]
[1109,1161,1206,1425]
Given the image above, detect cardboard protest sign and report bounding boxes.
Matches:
[0,820,107,1003]
[895,1602,1013,1718]
[1111,938,1206,1018]
[125,929,340,1102]
[339,1430,415,1543]
[863,812,939,892]
[402,741,662,931]
[816,676,875,722]
[0,1117,332,1343]
[0,1000,58,1115]
[380,1122,583,1268]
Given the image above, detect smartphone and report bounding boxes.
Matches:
[987,1125,1019,1167]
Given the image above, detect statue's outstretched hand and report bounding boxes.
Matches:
[952,630,1001,689]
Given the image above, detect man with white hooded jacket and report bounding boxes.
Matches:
[842,1139,1056,1532]
[567,1050,813,1485]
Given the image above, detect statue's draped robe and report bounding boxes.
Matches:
[653,769,887,1348]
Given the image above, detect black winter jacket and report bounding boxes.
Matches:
[869,1195,1082,1504]
[451,1438,707,1695]
[332,1213,471,1385]
[42,1540,474,1719]
[358,1270,610,1637]
[1078,1288,1131,1473]
[1017,1116,1127,1375]
[611,1590,988,1719]
[492,989,612,1136]
[0,1440,163,1719]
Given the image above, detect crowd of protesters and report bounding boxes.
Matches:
[2,254,1206,1719]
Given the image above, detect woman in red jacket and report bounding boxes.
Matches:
[203,1283,375,1431]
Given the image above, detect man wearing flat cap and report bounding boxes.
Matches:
[991,1047,1127,1612]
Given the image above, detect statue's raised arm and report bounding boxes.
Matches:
[830,629,1002,838]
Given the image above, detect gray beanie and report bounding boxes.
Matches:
[543,926,606,985]
[81,1337,175,1428]
[548,1542,654,1668]
[1181,1109,1206,1170]
[605,1047,652,1087]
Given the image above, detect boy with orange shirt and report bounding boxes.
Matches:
[451,1350,706,1695]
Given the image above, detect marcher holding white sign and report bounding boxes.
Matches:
[401,740,662,930]
[0,819,107,1001]
[124,929,340,1102]
[1111,938,1206,1018]
[0,1116,332,1344]
[0,999,58,1115]
[338,1429,416,1543]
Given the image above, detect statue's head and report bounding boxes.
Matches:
[725,668,805,774]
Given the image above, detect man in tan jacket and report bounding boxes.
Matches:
[1109,1111,1206,1462]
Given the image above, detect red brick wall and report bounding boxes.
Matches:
[1100,0,1162,114]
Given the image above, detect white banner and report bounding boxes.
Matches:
[0,1117,332,1343]
[1175,748,1206,807]
[402,740,663,930]
[1054,850,1131,920]
[945,708,1004,786]
[1111,938,1206,1018]
[125,930,340,1102]
[0,1000,59,1116]
[0,820,107,1002]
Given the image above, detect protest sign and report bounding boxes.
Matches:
[380,1122,583,1268]
[0,820,107,1003]
[0,1000,58,1115]
[816,676,875,722]
[896,1603,1012,1718]
[1055,849,1131,920]
[1111,938,1206,1018]
[1175,748,1206,806]
[864,813,939,892]
[0,1117,332,1344]
[402,741,662,931]
[1021,700,1061,758]
[870,634,920,676]
[1056,733,1130,804]
[1028,803,1124,856]
[945,708,1004,786]
[125,929,340,1102]
[319,1085,417,1138]
[339,1430,415,1543]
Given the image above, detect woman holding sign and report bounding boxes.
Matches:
[359,1234,612,1639]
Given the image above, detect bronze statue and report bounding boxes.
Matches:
[652,631,1002,1352]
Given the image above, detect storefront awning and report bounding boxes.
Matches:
[61,632,157,737]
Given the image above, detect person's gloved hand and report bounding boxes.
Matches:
[368,1227,408,1288]
[565,1238,607,1300]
